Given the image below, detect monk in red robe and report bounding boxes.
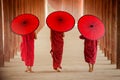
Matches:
[50,30,64,72]
[79,35,98,72]
[20,32,37,72]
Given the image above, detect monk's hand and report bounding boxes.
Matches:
[34,33,37,39]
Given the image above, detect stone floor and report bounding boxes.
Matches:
[0,27,120,80]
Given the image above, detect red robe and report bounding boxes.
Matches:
[20,32,35,66]
[80,35,97,64]
[50,30,64,69]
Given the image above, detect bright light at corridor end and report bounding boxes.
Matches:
[45,0,84,27]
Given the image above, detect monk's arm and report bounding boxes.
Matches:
[34,32,37,39]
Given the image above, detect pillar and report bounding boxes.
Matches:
[0,0,4,67]
[117,0,120,69]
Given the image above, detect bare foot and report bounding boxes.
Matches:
[88,63,93,72]
[54,68,61,72]
[28,67,34,73]
[29,69,34,73]
[25,67,29,72]
[25,69,29,72]
[25,69,34,73]
[89,68,93,72]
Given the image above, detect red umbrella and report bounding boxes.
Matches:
[78,15,105,40]
[11,14,39,35]
[46,11,75,32]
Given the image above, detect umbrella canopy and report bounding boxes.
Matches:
[11,14,39,35]
[46,11,75,32]
[78,15,105,40]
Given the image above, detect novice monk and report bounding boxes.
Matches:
[50,30,64,72]
[79,35,98,72]
[20,32,37,72]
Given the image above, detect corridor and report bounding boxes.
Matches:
[0,0,120,80]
